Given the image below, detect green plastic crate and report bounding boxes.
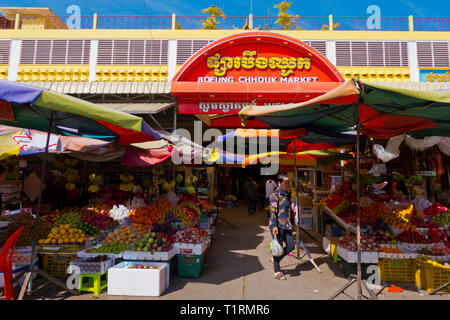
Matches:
[177,254,203,278]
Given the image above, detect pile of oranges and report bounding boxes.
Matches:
[103,225,143,246]
[378,247,403,253]
[129,198,175,230]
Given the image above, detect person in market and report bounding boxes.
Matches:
[265,176,277,218]
[269,173,296,280]
[256,178,266,212]
[244,176,257,215]
[0,164,7,209]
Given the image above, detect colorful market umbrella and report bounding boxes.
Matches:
[0,80,160,145]
[240,79,450,139]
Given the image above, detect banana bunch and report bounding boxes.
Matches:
[6,165,20,180]
[65,183,76,191]
[119,174,134,183]
[64,158,78,167]
[163,180,176,192]
[88,184,100,193]
[64,168,79,182]
[119,182,134,192]
[174,166,185,173]
[152,177,163,188]
[185,175,198,186]
[88,173,102,184]
[151,168,164,176]
[186,186,196,195]
[175,174,184,184]
[54,158,65,170]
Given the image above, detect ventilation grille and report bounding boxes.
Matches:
[97,40,168,65]
[0,40,11,65]
[176,39,328,65]
[417,41,450,67]
[336,41,409,67]
[20,40,90,64]
[176,40,215,65]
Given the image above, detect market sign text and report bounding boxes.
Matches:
[206,50,312,77]
[420,69,450,83]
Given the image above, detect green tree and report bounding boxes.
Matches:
[175,22,183,30]
[201,5,226,30]
[321,23,340,30]
[273,1,299,30]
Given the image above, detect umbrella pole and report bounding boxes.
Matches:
[294,144,300,259]
[356,120,362,300]
[27,110,54,293]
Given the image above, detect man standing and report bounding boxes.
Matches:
[269,174,296,280]
[244,176,257,215]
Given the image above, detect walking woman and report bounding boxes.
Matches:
[269,174,296,280]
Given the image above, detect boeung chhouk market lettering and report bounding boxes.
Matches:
[199,100,285,113]
[198,76,319,83]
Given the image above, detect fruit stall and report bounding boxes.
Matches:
[318,176,450,292]
[0,174,220,296]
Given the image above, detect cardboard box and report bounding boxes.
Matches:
[108,261,170,297]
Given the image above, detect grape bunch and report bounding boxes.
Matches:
[74,221,100,236]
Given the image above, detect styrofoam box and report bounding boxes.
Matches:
[197,221,212,229]
[174,241,207,255]
[108,261,170,297]
[122,247,176,261]
[398,242,434,249]
[337,246,379,263]
[378,252,418,259]
[0,262,38,288]
[77,248,122,260]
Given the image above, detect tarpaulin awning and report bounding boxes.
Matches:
[242,150,353,167]
[0,80,161,145]
[240,79,450,139]
[122,145,175,167]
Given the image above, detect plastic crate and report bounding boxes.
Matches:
[177,254,203,278]
[415,260,450,293]
[378,258,416,282]
[40,252,79,277]
[68,257,114,275]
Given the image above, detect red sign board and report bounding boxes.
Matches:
[172,32,344,115]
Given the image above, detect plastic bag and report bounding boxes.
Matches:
[270,234,284,257]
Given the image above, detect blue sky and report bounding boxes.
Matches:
[0,0,447,17]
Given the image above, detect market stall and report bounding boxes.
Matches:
[240,78,450,298]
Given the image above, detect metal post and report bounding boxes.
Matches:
[356,108,362,300]
[294,140,301,259]
[172,13,176,30]
[28,110,54,293]
[93,13,98,29]
[14,14,20,30]
[328,14,334,31]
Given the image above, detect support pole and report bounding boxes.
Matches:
[294,140,300,259]
[356,110,363,300]
[28,110,54,293]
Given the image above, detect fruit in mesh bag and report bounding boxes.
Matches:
[1,213,52,247]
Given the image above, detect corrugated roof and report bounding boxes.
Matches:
[21,81,172,95]
[99,102,175,114]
